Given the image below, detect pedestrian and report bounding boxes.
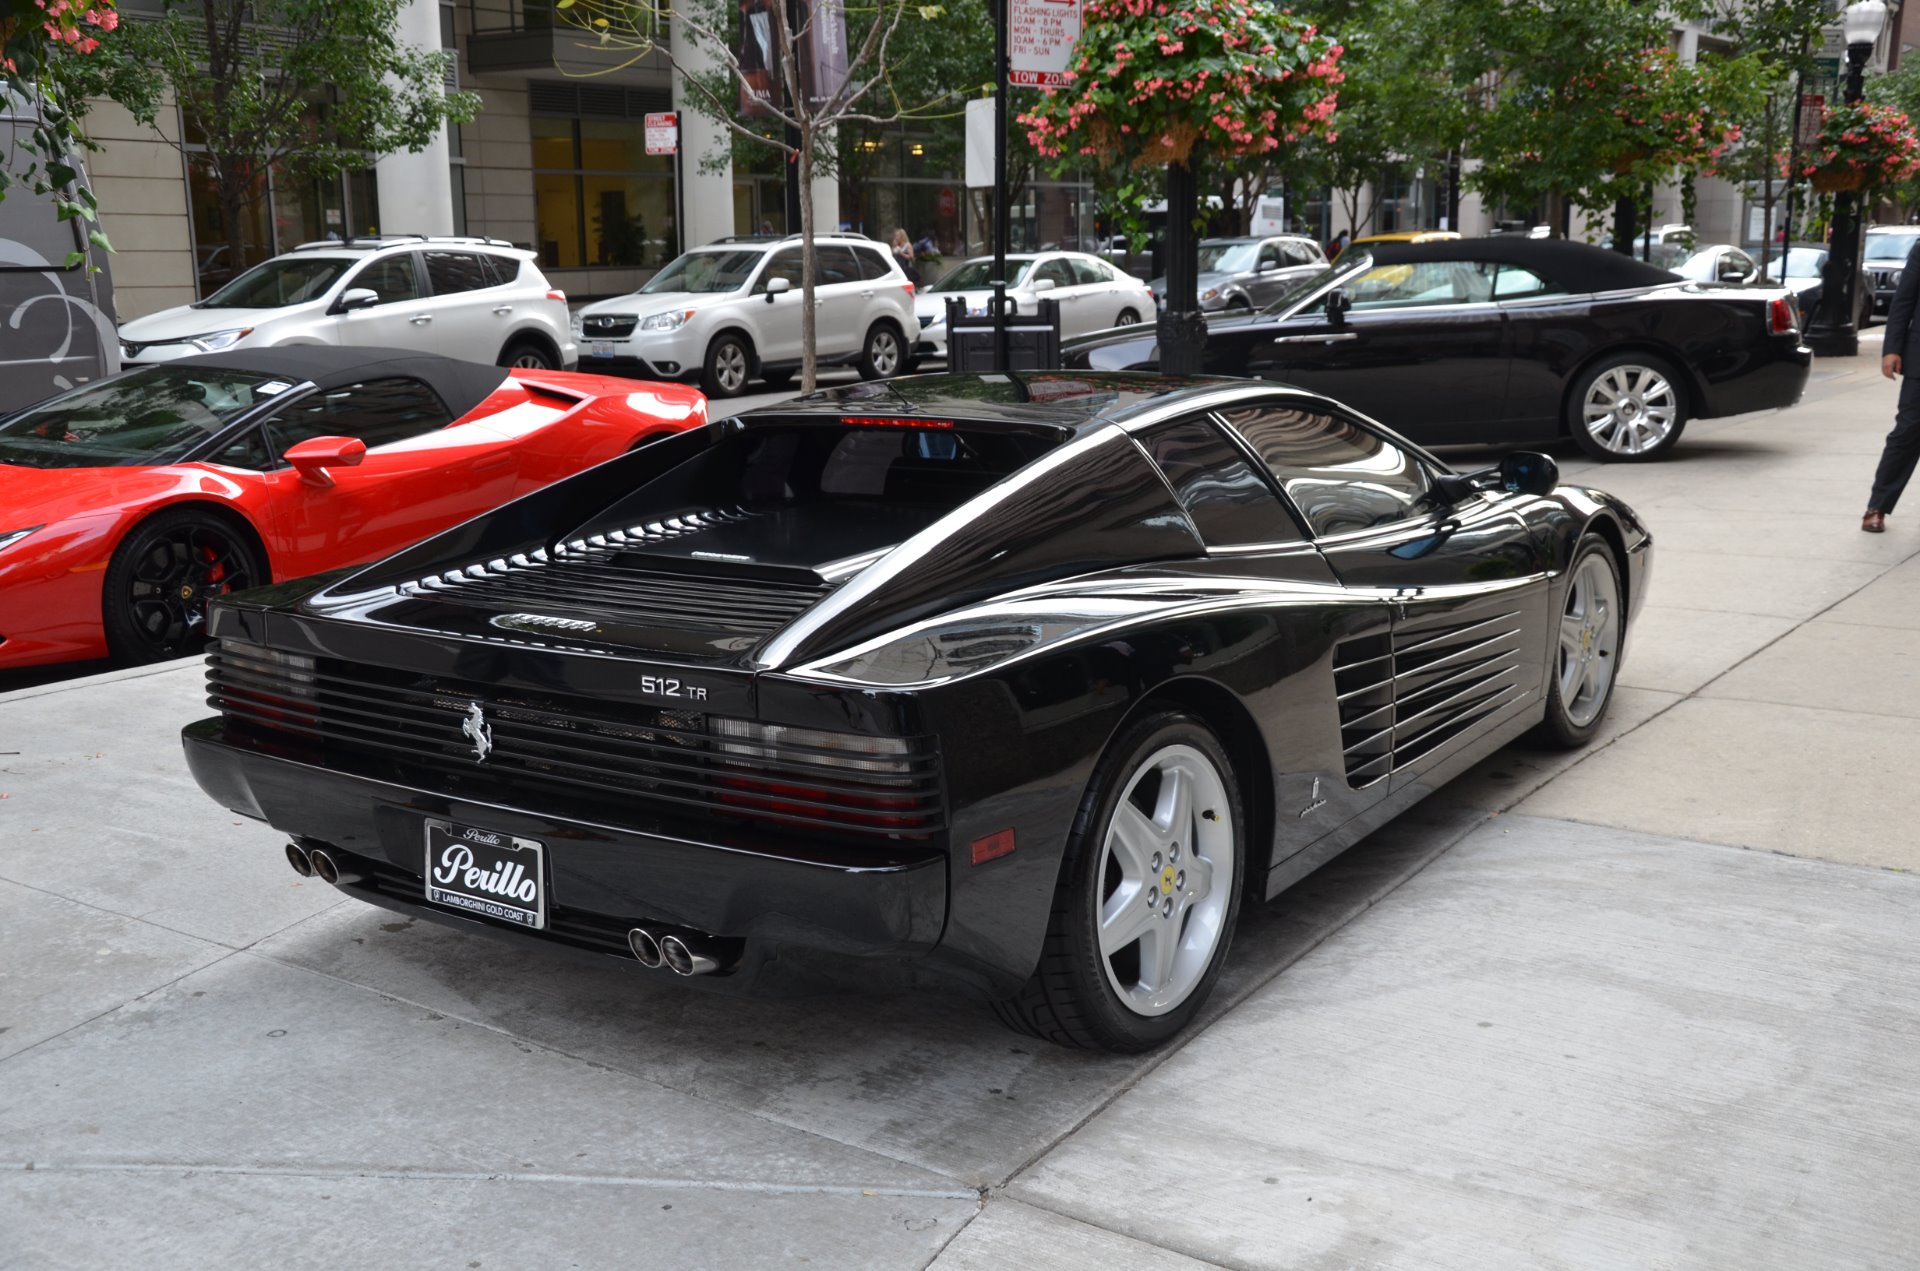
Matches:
[1865,238,1920,531]
[890,227,921,285]
[1328,227,1351,259]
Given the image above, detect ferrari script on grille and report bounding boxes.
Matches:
[431,842,537,903]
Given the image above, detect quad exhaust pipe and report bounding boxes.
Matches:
[298,844,363,887]
[285,841,314,877]
[626,925,736,976]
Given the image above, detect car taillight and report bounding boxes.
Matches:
[1770,296,1797,334]
[902,281,915,297]
[707,718,937,833]
[211,639,319,730]
[547,289,567,303]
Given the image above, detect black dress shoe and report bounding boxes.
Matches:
[1863,510,1887,533]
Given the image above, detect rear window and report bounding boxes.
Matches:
[736,424,1059,509]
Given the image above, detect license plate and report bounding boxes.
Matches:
[424,821,547,929]
[591,341,616,358]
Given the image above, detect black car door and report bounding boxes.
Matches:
[1241,258,1511,441]
[1216,400,1551,795]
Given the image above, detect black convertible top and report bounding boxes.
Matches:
[168,347,512,421]
[1368,237,1683,292]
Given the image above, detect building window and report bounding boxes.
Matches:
[532,117,677,270]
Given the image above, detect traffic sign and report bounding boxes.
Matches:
[1008,0,1082,88]
[645,112,679,156]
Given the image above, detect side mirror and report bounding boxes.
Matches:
[764,276,792,303]
[1258,259,1280,273]
[1032,277,1057,292]
[1325,287,1352,325]
[335,287,379,313]
[1498,450,1559,496]
[284,435,367,488]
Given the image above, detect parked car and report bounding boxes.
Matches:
[1335,230,1460,260]
[912,251,1155,362]
[1146,235,1328,312]
[1064,237,1811,462]
[572,233,916,398]
[1759,242,1868,329]
[118,236,577,372]
[2,89,119,414]
[1668,243,1759,285]
[180,371,1649,1052]
[1864,225,1920,321]
[0,345,706,669]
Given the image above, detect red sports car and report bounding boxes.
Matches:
[0,346,708,669]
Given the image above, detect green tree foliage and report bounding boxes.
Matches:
[70,0,478,269]
[2,0,122,255]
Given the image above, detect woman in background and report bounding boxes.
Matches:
[890,228,921,285]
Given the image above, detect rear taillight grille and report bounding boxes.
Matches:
[207,643,943,839]
[1770,296,1797,335]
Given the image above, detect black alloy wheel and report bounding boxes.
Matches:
[103,509,266,664]
[501,339,557,370]
[857,322,905,381]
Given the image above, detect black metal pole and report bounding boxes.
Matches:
[1806,42,1871,357]
[1158,159,1206,376]
[991,0,1009,369]
[1612,193,1638,257]
[1446,147,1462,232]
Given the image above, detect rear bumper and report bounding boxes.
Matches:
[182,716,950,987]
[1697,336,1812,419]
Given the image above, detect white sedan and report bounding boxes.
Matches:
[912,252,1155,361]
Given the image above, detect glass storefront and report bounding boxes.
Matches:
[184,152,378,295]
[532,116,677,270]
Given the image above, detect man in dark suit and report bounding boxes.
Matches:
[1868,240,1920,531]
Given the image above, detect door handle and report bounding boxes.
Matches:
[492,305,512,315]
[1270,332,1357,345]
[409,314,433,325]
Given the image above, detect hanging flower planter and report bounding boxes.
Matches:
[1798,102,1920,195]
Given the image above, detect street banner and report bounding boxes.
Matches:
[739,0,779,118]
[1009,0,1082,88]
[645,112,679,156]
[802,0,850,108]
[1798,94,1825,147]
[965,97,995,188]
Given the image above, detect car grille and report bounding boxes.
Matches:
[207,643,946,839]
[1333,609,1524,789]
[581,314,638,337]
[398,508,830,637]
[1871,268,1899,291]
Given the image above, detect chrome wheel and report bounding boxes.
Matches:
[1096,744,1236,1018]
[868,328,900,376]
[1557,552,1620,728]
[711,341,747,394]
[1581,364,1679,456]
[509,348,550,369]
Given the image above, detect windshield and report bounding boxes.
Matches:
[1770,248,1827,279]
[1197,242,1259,274]
[928,259,1037,291]
[1866,234,1920,261]
[1260,252,1372,315]
[640,249,763,294]
[201,257,353,308]
[0,366,290,468]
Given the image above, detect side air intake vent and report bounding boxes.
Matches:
[1334,608,1523,788]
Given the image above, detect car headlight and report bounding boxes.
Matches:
[640,310,694,332]
[1893,270,1904,288]
[1201,288,1220,302]
[0,525,45,553]
[189,327,254,352]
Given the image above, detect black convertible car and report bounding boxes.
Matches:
[183,373,1650,1051]
[1065,238,1811,462]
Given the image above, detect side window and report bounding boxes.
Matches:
[1219,403,1432,537]
[818,245,863,285]
[1283,241,1317,267]
[479,254,518,287]
[1346,259,1492,310]
[854,246,895,281]
[1492,266,1563,299]
[1035,258,1075,288]
[753,248,803,293]
[263,377,455,456]
[1070,257,1111,285]
[346,254,423,305]
[1139,415,1302,547]
[210,426,274,471]
[424,251,493,294]
[1258,243,1282,270]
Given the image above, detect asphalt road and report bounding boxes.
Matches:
[5,344,1920,1269]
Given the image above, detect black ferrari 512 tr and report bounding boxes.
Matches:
[1065,237,1811,462]
[183,373,1650,1052]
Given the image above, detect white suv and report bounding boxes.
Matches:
[571,234,917,397]
[118,236,577,370]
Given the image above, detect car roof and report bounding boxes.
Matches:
[1366,236,1681,290]
[166,347,511,421]
[734,371,1250,436]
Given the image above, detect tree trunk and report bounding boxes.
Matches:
[798,126,818,394]
[217,164,250,291]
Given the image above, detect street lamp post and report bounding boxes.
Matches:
[1805,0,1890,357]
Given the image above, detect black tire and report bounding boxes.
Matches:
[1225,298,1254,314]
[102,508,267,665]
[1529,537,1624,750]
[760,368,796,390]
[500,339,557,370]
[1116,308,1142,326]
[1566,352,1688,462]
[857,322,906,381]
[994,710,1246,1053]
[701,334,753,398]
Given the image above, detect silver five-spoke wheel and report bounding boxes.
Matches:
[1557,551,1620,728]
[711,342,748,393]
[1581,363,1679,457]
[1096,744,1236,1017]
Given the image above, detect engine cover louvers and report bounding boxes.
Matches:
[1334,607,1524,789]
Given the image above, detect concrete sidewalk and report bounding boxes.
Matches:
[4,350,1919,1269]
